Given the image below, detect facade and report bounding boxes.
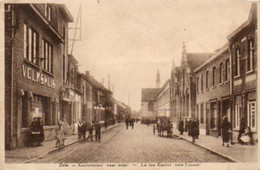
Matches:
[156,79,171,117]
[170,59,181,128]
[5,4,73,148]
[60,54,81,134]
[227,4,257,140]
[177,44,212,122]
[141,88,160,120]
[194,44,231,136]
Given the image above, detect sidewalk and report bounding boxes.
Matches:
[171,128,257,162]
[5,123,121,163]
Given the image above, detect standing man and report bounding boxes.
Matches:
[88,121,94,141]
[95,121,101,142]
[125,118,129,129]
[178,119,184,135]
[78,119,83,139]
[82,120,87,141]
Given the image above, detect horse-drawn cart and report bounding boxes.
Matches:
[156,117,173,137]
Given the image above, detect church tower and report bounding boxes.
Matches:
[156,68,161,88]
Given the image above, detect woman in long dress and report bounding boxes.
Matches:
[221,116,231,147]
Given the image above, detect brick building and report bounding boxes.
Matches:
[194,44,231,136]
[5,4,73,149]
[227,4,257,140]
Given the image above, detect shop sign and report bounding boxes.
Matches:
[22,64,55,88]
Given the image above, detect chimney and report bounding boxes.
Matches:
[85,71,90,76]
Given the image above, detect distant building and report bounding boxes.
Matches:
[156,79,171,117]
[141,88,160,120]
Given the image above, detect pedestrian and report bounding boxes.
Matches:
[178,119,184,135]
[104,120,108,130]
[221,116,231,147]
[30,117,40,147]
[125,118,129,129]
[237,118,246,144]
[38,117,44,146]
[82,120,87,141]
[78,119,83,139]
[55,120,64,148]
[188,118,199,143]
[130,119,134,129]
[88,121,94,141]
[95,121,101,142]
[153,124,156,134]
[240,127,253,145]
[184,119,189,133]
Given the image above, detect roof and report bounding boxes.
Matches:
[227,3,257,40]
[79,73,112,94]
[59,4,74,22]
[157,79,170,96]
[186,53,213,71]
[194,44,229,72]
[141,88,160,101]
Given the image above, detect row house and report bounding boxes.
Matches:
[156,79,171,118]
[227,4,257,140]
[194,44,231,136]
[176,44,212,122]
[5,4,73,149]
[60,54,82,134]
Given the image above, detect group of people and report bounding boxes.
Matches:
[178,118,199,143]
[29,117,44,147]
[177,116,254,146]
[125,118,135,129]
[77,120,102,142]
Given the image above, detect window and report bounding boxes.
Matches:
[45,4,52,22]
[234,47,241,76]
[247,38,254,72]
[200,103,204,124]
[206,71,209,89]
[42,39,53,73]
[225,59,230,81]
[248,101,256,131]
[201,74,204,91]
[212,67,216,86]
[219,63,224,83]
[148,102,154,111]
[196,76,199,93]
[24,23,38,64]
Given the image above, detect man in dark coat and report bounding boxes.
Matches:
[125,118,129,129]
[95,121,101,142]
[88,121,94,141]
[82,120,87,141]
[188,118,199,143]
[221,116,231,147]
[38,117,44,145]
[178,120,184,135]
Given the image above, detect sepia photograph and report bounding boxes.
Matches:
[2,0,259,169]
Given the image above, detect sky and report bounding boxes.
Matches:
[65,0,252,111]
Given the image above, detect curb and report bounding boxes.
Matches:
[173,133,240,162]
[23,123,121,163]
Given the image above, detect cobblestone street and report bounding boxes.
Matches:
[33,123,228,163]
